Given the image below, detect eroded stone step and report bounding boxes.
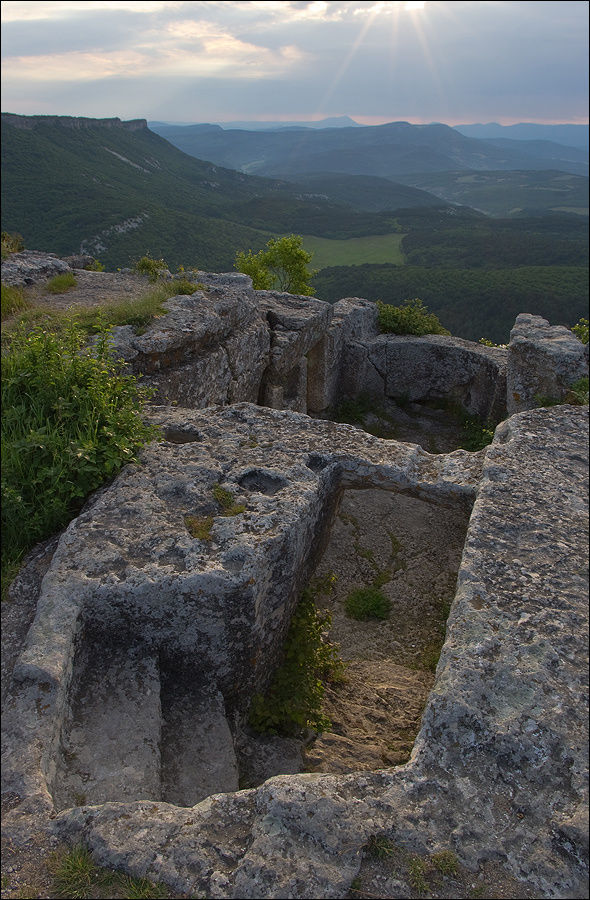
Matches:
[52,644,161,810]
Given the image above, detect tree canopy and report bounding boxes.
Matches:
[235,234,316,295]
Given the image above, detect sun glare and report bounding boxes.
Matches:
[405,1,425,9]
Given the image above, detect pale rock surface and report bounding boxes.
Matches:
[0,249,72,286]
[1,403,587,899]
[507,313,588,413]
[345,333,507,421]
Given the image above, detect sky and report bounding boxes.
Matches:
[1,0,588,126]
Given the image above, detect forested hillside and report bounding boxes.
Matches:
[1,115,402,270]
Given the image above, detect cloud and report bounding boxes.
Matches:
[1,0,588,124]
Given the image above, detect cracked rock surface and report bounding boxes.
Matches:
[1,402,588,899]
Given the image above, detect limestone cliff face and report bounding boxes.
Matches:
[1,113,147,131]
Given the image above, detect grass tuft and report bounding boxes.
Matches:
[45,272,77,294]
[345,586,390,620]
[1,283,30,320]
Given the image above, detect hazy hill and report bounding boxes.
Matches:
[150,119,589,179]
[395,170,589,217]
[1,114,417,270]
[454,122,589,152]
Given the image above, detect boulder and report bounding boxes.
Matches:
[1,250,72,286]
[507,313,588,413]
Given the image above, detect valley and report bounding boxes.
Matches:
[1,112,588,345]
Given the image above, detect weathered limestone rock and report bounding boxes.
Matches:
[507,313,588,414]
[108,288,271,407]
[2,403,587,899]
[60,253,95,269]
[0,250,72,286]
[321,298,379,411]
[344,333,507,422]
[255,291,333,411]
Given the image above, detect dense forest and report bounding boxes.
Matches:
[312,265,588,344]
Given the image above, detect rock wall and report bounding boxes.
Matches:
[2,404,587,899]
[104,272,508,424]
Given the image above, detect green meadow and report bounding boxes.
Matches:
[300,233,405,269]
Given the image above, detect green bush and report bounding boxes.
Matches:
[45,272,77,294]
[376,298,450,336]
[1,231,24,259]
[344,586,391,620]
[1,322,158,571]
[235,234,316,295]
[572,317,589,344]
[84,258,105,271]
[248,589,344,735]
[133,252,169,282]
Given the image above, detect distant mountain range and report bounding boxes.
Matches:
[453,122,589,151]
[1,114,448,269]
[149,120,589,182]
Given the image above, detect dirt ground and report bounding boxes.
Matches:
[21,269,153,310]
[238,486,472,785]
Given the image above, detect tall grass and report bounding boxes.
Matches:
[1,321,159,578]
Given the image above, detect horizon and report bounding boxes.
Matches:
[1,1,588,126]
[2,111,588,129]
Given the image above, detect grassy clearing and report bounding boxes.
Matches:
[300,232,405,269]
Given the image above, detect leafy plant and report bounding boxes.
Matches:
[567,376,589,405]
[248,588,344,735]
[84,258,105,271]
[572,317,589,344]
[45,272,77,294]
[1,230,24,258]
[365,834,395,859]
[460,415,495,451]
[376,298,450,336]
[235,234,316,295]
[345,586,390,620]
[1,322,158,574]
[133,252,169,283]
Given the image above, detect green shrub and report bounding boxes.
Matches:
[248,589,344,735]
[133,252,169,282]
[460,415,495,451]
[1,284,30,320]
[1,231,24,259]
[377,298,450,336]
[45,272,77,294]
[84,258,105,271]
[235,234,316,294]
[345,586,390,620]
[572,317,589,344]
[171,278,200,295]
[1,322,158,572]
